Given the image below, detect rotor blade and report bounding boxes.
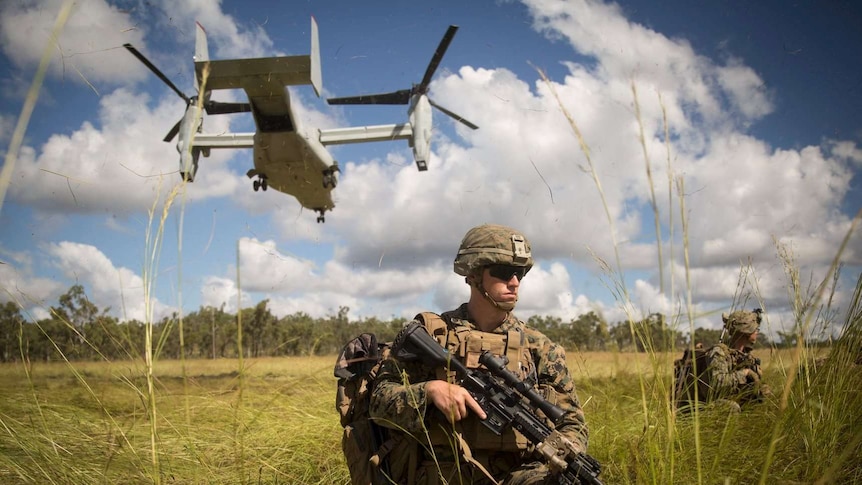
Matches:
[418,25,459,93]
[163,119,182,142]
[204,101,252,115]
[124,44,190,104]
[327,89,412,105]
[429,99,478,130]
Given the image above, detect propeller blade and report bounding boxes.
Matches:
[327,89,412,105]
[163,119,182,142]
[418,25,459,93]
[204,101,252,115]
[124,44,190,104]
[429,99,478,130]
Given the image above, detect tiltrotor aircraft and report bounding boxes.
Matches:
[125,19,476,223]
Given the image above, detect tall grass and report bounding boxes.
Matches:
[537,66,862,484]
[1,10,860,485]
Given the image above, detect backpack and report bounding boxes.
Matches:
[672,346,713,411]
[334,332,398,485]
[334,314,452,484]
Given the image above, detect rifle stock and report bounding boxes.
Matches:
[393,321,604,485]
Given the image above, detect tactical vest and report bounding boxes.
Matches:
[415,312,533,451]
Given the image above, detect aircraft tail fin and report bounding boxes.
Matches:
[194,21,209,91]
[310,16,322,97]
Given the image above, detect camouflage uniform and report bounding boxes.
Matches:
[369,224,589,484]
[704,310,767,408]
[704,343,765,406]
[369,303,588,485]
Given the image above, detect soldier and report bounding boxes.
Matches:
[368,224,589,485]
[704,309,771,410]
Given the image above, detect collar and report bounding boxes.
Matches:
[444,303,522,333]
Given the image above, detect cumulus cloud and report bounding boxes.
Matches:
[2,0,858,334]
[200,275,250,314]
[147,0,275,59]
[8,87,239,214]
[45,241,174,322]
[0,247,64,310]
[0,0,147,85]
[0,241,174,322]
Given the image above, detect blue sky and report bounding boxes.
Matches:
[1,0,860,338]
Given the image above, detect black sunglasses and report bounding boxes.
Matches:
[487,264,529,281]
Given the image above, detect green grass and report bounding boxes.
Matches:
[0,356,349,484]
[1,346,859,484]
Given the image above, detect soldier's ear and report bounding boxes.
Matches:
[467,268,484,285]
[721,312,729,323]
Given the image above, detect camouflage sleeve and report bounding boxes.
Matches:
[533,336,589,453]
[706,345,747,396]
[369,355,438,434]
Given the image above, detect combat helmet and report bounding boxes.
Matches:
[454,224,533,276]
[722,308,763,335]
[454,224,533,312]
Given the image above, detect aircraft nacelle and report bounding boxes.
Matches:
[325,25,477,172]
[176,102,204,181]
[408,95,432,171]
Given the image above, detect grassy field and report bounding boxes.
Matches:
[1,346,858,484]
[2,14,859,483]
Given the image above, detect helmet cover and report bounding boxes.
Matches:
[722,309,762,335]
[454,224,533,276]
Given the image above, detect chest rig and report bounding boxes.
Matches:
[414,312,534,452]
[415,312,530,380]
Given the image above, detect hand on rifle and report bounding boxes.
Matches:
[742,368,760,384]
[425,380,487,422]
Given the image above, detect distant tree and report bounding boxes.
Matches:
[567,312,604,351]
[0,302,24,362]
[609,321,633,351]
[691,327,723,348]
[244,300,275,357]
[49,284,113,359]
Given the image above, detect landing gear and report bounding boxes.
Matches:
[322,162,340,189]
[315,208,326,223]
[252,174,268,192]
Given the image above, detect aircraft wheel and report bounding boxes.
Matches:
[253,180,260,192]
[261,178,268,191]
[317,216,325,223]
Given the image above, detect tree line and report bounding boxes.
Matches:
[1,284,779,363]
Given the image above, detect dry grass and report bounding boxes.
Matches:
[1,8,860,485]
[2,346,855,484]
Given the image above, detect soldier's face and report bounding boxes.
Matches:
[482,266,520,304]
[748,331,758,345]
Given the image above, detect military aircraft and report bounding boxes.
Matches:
[125,19,476,223]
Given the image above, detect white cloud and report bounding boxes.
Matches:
[148,0,275,59]
[45,241,173,322]
[200,275,250,314]
[238,237,318,293]
[0,256,64,310]
[3,0,859,332]
[8,87,238,214]
[0,0,147,85]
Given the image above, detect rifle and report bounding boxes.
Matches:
[393,321,604,485]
